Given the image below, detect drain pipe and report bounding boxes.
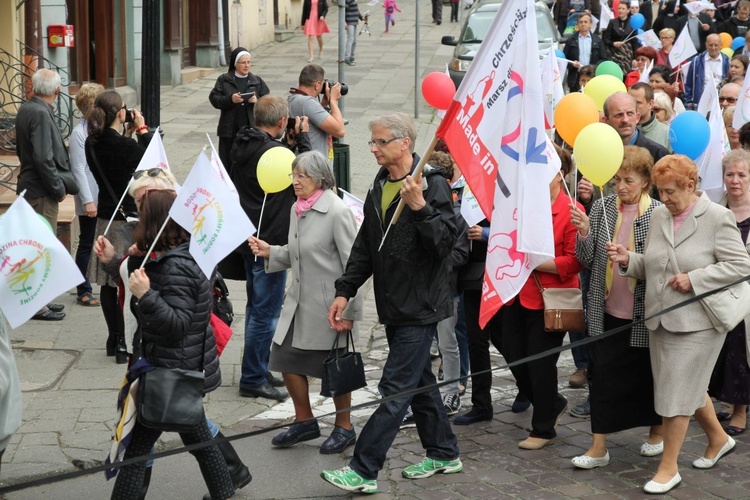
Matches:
[217,0,227,66]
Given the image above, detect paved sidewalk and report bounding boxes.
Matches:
[2,2,749,498]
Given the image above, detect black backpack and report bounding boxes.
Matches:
[212,272,234,327]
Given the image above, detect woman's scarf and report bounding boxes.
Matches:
[295,188,324,218]
[605,193,652,298]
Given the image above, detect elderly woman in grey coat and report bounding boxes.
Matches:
[250,151,362,455]
[608,154,750,495]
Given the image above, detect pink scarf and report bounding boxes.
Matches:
[295,188,324,218]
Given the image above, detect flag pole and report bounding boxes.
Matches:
[599,187,612,243]
[379,135,440,251]
[103,178,135,237]
[139,215,171,269]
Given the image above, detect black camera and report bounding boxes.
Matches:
[123,107,135,124]
[320,80,349,96]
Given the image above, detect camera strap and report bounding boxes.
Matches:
[289,87,309,96]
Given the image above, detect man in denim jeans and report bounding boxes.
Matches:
[321,113,461,494]
[230,96,311,401]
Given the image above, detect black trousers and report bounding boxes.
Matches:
[218,136,234,176]
[111,419,233,500]
[502,300,567,439]
[463,290,503,414]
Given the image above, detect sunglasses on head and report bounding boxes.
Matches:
[133,168,167,180]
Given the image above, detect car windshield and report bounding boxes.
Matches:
[461,8,556,44]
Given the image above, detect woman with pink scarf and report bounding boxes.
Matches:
[249,151,364,455]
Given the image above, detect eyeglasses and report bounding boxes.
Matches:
[719,96,738,104]
[289,172,310,181]
[133,168,167,180]
[368,137,403,148]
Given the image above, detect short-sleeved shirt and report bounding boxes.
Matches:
[288,93,333,164]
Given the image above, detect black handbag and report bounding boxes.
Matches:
[320,330,367,397]
[136,317,207,432]
[137,367,206,432]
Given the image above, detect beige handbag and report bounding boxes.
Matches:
[533,273,586,333]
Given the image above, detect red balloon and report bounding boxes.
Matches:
[421,72,456,110]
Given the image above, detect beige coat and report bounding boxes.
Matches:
[267,189,363,351]
[625,192,750,333]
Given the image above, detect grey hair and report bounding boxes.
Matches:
[368,112,417,153]
[722,148,750,174]
[31,69,61,97]
[603,92,637,119]
[293,151,335,190]
[254,95,289,127]
[128,169,178,197]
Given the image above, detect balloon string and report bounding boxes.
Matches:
[255,193,267,262]
[599,187,612,244]
[559,171,575,207]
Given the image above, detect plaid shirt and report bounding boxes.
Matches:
[576,195,661,348]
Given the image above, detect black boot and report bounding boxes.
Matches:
[202,432,251,500]
[115,335,129,365]
[137,465,152,500]
[106,332,116,356]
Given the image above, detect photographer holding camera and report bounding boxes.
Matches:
[288,64,346,165]
[85,89,153,363]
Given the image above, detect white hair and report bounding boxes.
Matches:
[31,69,61,97]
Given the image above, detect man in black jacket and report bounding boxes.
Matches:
[563,13,610,92]
[321,113,461,494]
[15,69,79,321]
[230,95,310,401]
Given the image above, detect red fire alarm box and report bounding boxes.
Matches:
[48,25,75,48]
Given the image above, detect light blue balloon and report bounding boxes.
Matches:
[732,36,746,52]
[630,13,645,31]
[669,111,710,160]
[556,49,566,59]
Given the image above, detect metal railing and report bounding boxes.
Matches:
[0,42,76,190]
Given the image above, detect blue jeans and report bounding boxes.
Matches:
[240,255,286,389]
[349,324,459,480]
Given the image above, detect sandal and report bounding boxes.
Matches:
[77,292,101,307]
[716,411,731,422]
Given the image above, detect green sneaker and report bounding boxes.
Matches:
[402,457,463,479]
[320,466,377,494]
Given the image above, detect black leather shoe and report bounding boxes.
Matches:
[47,302,65,312]
[512,393,531,413]
[320,426,356,454]
[239,382,288,401]
[32,310,65,321]
[115,337,129,365]
[453,409,493,425]
[265,372,286,388]
[271,421,320,448]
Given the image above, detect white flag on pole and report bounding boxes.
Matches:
[135,131,171,173]
[733,67,750,130]
[541,45,565,129]
[599,0,614,31]
[169,151,255,279]
[696,77,729,201]
[639,59,654,83]
[670,26,698,68]
[338,188,365,228]
[459,183,485,227]
[637,29,662,50]
[0,197,84,328]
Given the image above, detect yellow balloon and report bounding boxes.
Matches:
[721,47,734,58]
[257,147,295,193]
[573,123,624,187]
[583,74,627,111]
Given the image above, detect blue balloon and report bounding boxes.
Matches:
[555,49,566,59]
[732,36,746,52]
[630,13,645,31]
[637,29,644,35]
[669,111,710,160]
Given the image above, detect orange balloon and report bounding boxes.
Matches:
[554,93,600,146]
[720,32,732,49]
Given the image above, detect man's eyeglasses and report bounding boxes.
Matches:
[719,96,738,104]
[368,137,403,148]
[133,168,167,180]
[288,172,310,181]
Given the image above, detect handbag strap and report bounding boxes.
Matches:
[532,271,546,294]
[328,330,355,360]
[86,141,129,220]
